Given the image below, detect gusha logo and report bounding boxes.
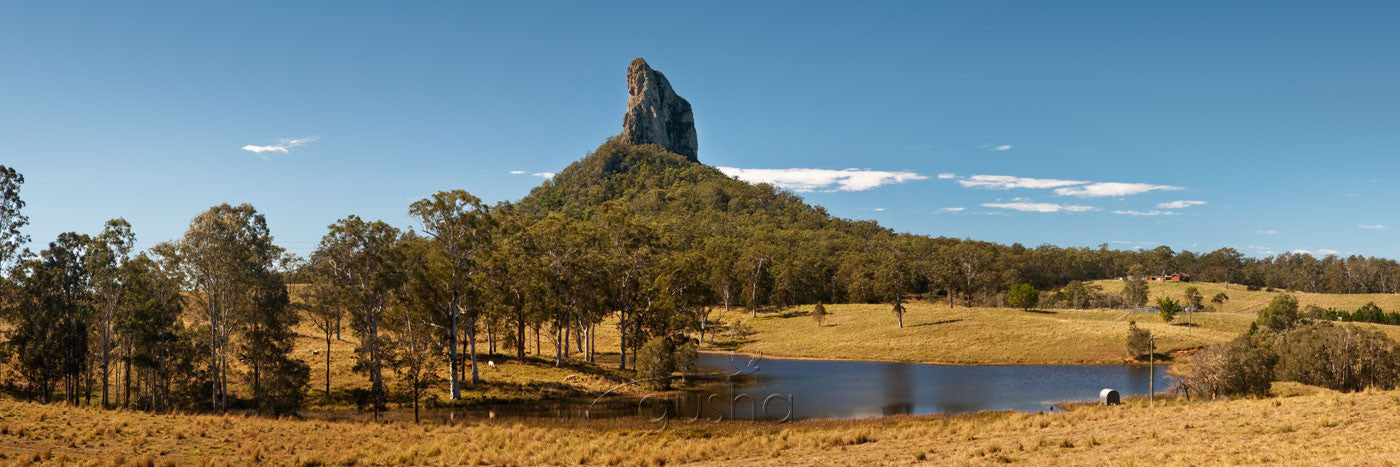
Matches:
[587,352,793,429]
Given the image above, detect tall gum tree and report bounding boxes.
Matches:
[408,190,493,396]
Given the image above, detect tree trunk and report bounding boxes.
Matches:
[515,304,527,360]
[449,302,461,400]
[618,309,628,370]
[324,331,333,397]
[468,321,480,385]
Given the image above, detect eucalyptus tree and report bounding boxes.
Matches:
[117,253,184,411]
[952,241,997,307]
[0,165,28,272]
[478,206,534,360]
[924,243,964,309]
[598,205,658,370]
[299,271,343,398]
[699,235,743,313]
[6,233,92,403]
[383,285,439,423]
[236,260,308,416]
[316,215,402,416]
[172,203,280,412]
[527,215,600,366]
[739,236,774,318]
[88,218,135,408]
[409,190,494,394]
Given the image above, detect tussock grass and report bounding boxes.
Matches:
[5,384,1400,465]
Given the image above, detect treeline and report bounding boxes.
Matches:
[5,143,1400,415]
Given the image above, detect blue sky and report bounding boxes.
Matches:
[2,1,1398,258]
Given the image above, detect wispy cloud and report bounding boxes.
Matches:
[716,167,928,192]
[1158,200,1206,209]
[1112,210,1179,216]
[945,173,1185,199]
[873,208,886,212]
[1359,224,1387,230]
[958,175,1086,190]
[241,136,319,158]
[509,170,555,179]
[994,145,1012,151]
[937,173,957,179]
[1257,229,1279,235]
[1054,182,1183,198]
[1288,248,1342,256]
[982,202,1095,213]
[934,207,965,213]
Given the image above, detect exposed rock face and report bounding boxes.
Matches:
[621,58,699,162]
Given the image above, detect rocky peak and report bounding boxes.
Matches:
[621,58,699,162]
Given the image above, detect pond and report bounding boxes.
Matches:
[306,354,1171,423]
[689,353,1172,420]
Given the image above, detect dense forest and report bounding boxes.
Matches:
[3,141,1400,414]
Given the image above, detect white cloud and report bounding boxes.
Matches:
[241,136,319,158]
[509,170,526,175]
[994,145,1012,151]
[1359,224,1387,230]
[1288,249,1342,256]
[1257,229,1278,235]
[958,175,1087,190]
[937,173,957,179]
[873,208,886,212]
[1054,182,1183,198]
[934,207,965,213]
[532,172,555,179]
[1112,210,1180,216]
[716,167,928,192]
[982,202,1096,213]
[1158,200,1206,209]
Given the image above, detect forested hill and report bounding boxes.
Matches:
[512,137,1400,299]
[517,137,885,238]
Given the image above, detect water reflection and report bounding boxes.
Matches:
[697,353,1171,420]
[306,354,1171,423]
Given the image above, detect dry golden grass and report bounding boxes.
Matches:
[707,282,1400,365]
[289,319,645,412]
[1096,279,1400,315]
[707,302,1248,365]
[5,383,1400,465]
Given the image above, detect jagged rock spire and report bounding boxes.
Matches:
[620,58,698,162]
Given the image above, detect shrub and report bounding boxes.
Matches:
[1272,322,1399,392]
[635,337,676,389]
[725,320,752,338]
[1008,283,1039,311]
[1256,294,1300,331]
[1125,321,1152,359]
[1191,333,1277,398]
[1121,279,1149,307]
[1156,297,1180,323]
[673,340,699,375]
[812,302,828,326]
[1184,287,1203,310]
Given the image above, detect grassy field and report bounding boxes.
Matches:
[1093,279,1400,315]
[703,281,1400,365]
[5,383,1400,465]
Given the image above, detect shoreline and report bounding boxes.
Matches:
[697,348,1173,367]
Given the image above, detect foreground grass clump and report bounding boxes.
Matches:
[5,384,1400,464]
